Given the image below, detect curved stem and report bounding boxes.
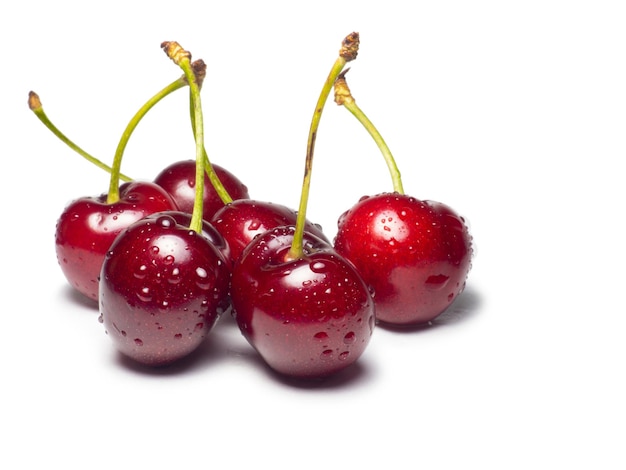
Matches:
[288,32,360,260]
[28,91,133,182]
[186,74,233,206]
[162,41,207,234]
[106,76,188,204]
[334,70,404,194]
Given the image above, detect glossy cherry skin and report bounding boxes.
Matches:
[230,226,375,379]
[334,192,473,326]
[210,199,329,267]
[153,159,250,221]
[55,181,179,302]
[99,212,231,366]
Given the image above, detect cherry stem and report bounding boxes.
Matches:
[288,32,360,260]
[333,70,404,195]
[27,91,133,182]
[106,75,190,204]
[161,41,208,234]
[186,70,233,206]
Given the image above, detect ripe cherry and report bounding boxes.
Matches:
[99,212,230,366]
[55,181,179,301]
[231,226,374,378]
[230,32,374,379]
[332,71,473,326]
[99,41,231,366]
[335,194,472,325]
[154,159,249,221]
[211,198,328,267]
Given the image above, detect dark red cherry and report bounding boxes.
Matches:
[210,199,329,267]
[334,193,473,326]
[55,181,179,302]
[230,226,375,379]
[99,212,231,366]
[153,159,250,221]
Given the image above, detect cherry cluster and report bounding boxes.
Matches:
[30,34,473,380]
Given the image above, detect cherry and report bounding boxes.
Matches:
[99,212,230,366]
[154,159,250,221]
[332,71,473,326]
[231,226,374,378]
[30,63,206,302]
[210,198,328,267]
[55,181,179,301]
[335,194,472,325]
[99,41,231,366]
[230,32,374,379]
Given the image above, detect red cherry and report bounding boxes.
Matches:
[153,159,250,220]
[99,212,231,366]
[231,226,375,379]
[55,181,179,302]
[334,193,472,326]
[210,199,329,267]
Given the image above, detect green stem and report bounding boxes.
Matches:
[162,41,207,234]
[334,70,404,194]
[187,82,233,205]
[27,91,132,182]
[106,76,188,204]
[288,32,360,260]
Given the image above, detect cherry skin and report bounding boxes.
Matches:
[230,225,375,379]
[55,181,179,302]
[334,192,473,326]
[153,159,250,221]
[210,199,329,267]
[99,212,231,366]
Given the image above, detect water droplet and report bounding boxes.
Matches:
[343,331,356,344]
[97,314,103,324]
[310,261,327,273]
[137,287,152,302]
[425,274,450,291]
[174,333,183,339]
[134,264,148,279]
[134,338,143,346]
[194,322,204,332]
[150,246,160,255]
[157,215,175,228]
[320,349,333,360]
[164,255,175,265]
[247,220,261,231]
[339,351,350,361]
[314,332,328,341]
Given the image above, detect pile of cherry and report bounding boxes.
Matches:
[29,34,473,380]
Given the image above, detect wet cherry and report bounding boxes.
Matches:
[99,41,231,366]
[154,159,250,221]
[332,71,473,326]
[335,194,472,325]
[211,198,329,267]
[99,212,230,366]
[231,226,374,378]
[55,181,178,302]
[229,32,373,379]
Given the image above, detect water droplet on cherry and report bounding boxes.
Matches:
[314,332,328,341]
[320,349,333,359]
[134,338,143,346]
[310,261,327,273]
[425,274,450,291]
[343,331,356,344]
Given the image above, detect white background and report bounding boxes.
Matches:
[2,1,625,468]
